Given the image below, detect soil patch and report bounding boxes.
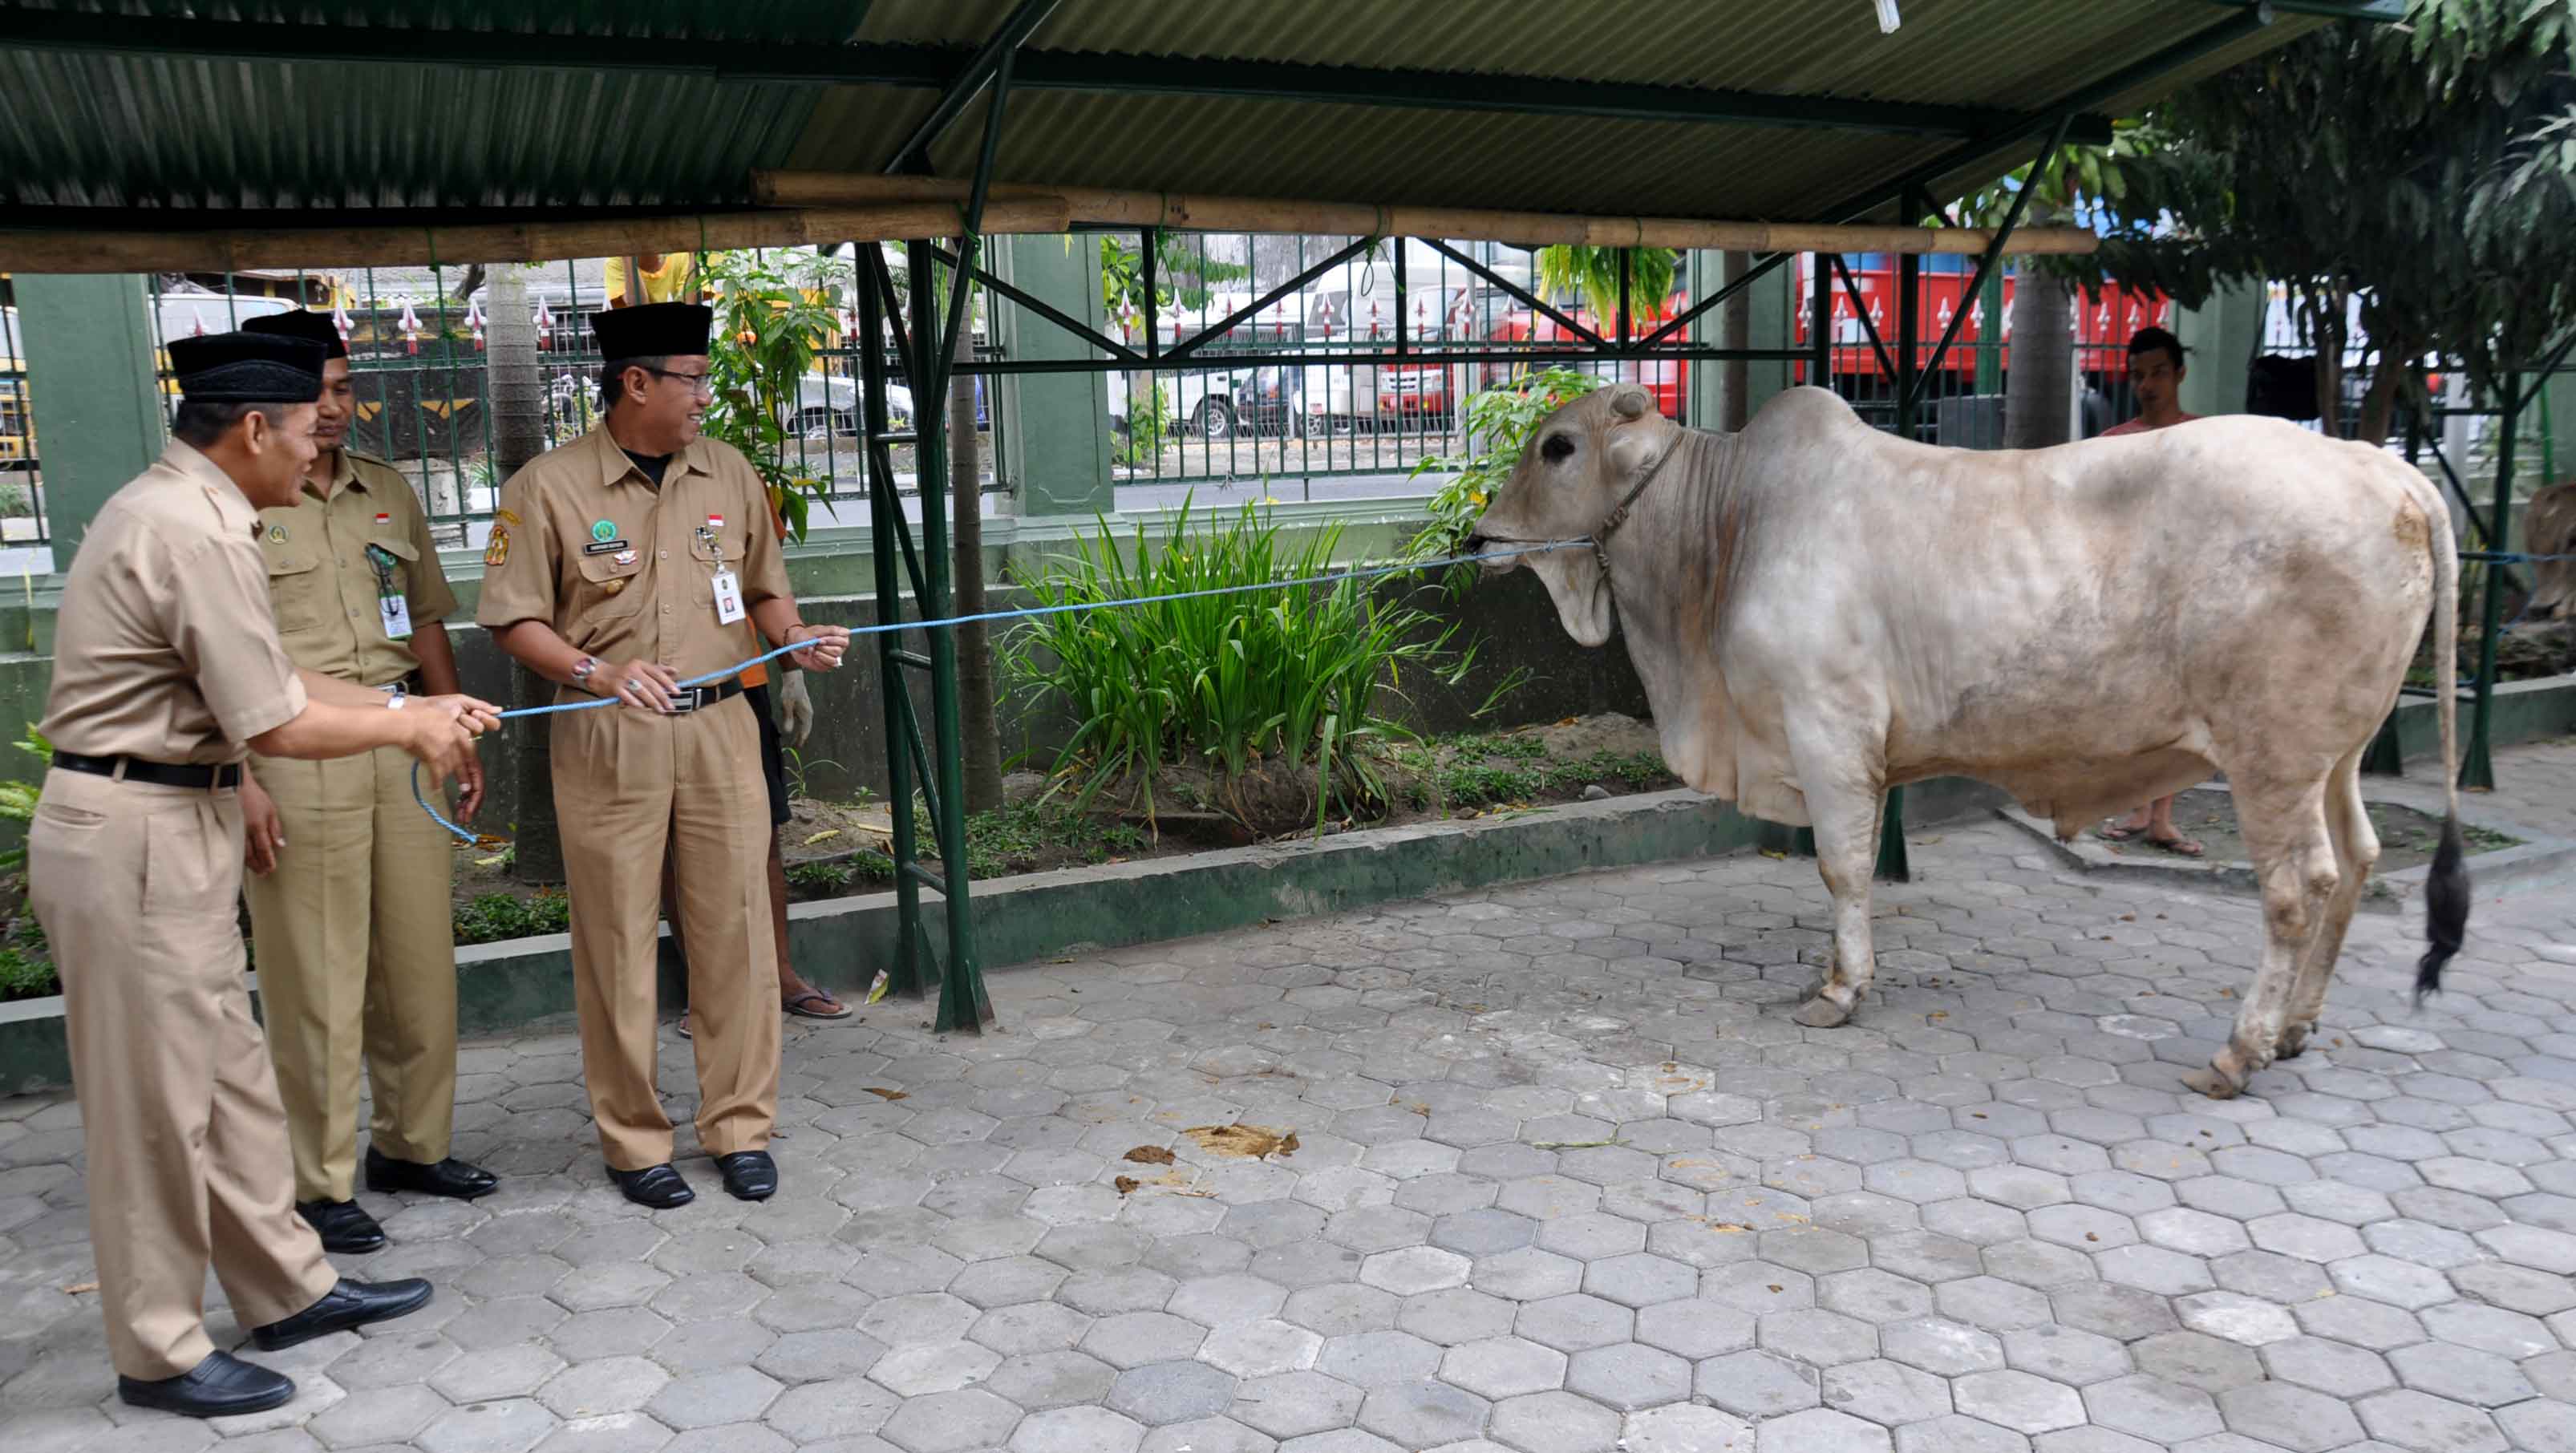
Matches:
[2088,787,2518,871]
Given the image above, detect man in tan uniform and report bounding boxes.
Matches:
[478,302,849,1208]
[30,330,494,1417]
[233,310,497,1257]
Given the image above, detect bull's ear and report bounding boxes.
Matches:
[1610,384,1652,419]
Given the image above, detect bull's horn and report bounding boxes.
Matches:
[1611,384,1651,418]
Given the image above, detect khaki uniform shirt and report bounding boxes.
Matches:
[41,442,310,764]
[254,450,458,687]
[474,427,789,682]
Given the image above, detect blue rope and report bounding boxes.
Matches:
[415,539,1582,842]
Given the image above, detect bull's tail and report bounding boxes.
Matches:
[2418,484,2469,1005]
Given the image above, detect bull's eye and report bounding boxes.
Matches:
[1541,433,1575,463]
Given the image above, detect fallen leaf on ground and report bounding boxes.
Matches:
[1183,1123,1293,1160]
[864,1087,909,1101]
[1124,1146,1177,1165]
[1114,1176,1140,1195]
[803,829,841,846]
[64,1280,96,1294]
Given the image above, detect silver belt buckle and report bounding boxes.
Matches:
[666,687,707,714]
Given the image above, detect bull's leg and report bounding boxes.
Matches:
[2184,769,2339,1099]
[2278,748,2380,1059]
[1791,779,1888,1030]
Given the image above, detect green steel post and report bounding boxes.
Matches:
[15,273,164,565]
[859,257,927,1001]
[908,239,990,1032]
[2463,374,2517,791]
[1878,228,1921,882]
[1975,265,2003,398]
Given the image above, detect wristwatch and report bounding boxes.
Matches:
[384,684,407,710]
[571,655,600,688]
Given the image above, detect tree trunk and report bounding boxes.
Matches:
[2358,342,2409,447]
[2313,297,2349,439]
[950,315,1005,813]
[485,265,562,884]
[2004,261,2074,448]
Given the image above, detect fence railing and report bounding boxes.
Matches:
[2,242,2268,548]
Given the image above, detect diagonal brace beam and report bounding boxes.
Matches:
[1636,250,1793,351]
[1164,236,1379,364]
[1422,239,1606,350]
[1833,254,1899,381]
[1907,114,2069,409]
[884,0,1061,176]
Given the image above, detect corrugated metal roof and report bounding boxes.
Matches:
[0,0,2336,233]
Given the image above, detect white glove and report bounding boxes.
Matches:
[778,670,815,748]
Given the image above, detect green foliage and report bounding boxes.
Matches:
[0,913,51,1002]
[1116,382,1173,465]
[1967,1,2576,415]
[1100,234,1252,328]
[1002,499,1483,831]
[1407,366,1602,587]
[699,249,852,543]
[1533,247,1681,323]
[785,858,857,894]
[1,723,55,872]
[1386,735,1675,813]
[452,891,571,946]
[782,746,842,802]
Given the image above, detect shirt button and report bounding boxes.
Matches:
[659,550,669,560]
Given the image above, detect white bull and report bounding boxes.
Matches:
[1468,384,2467,1099]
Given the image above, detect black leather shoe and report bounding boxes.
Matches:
[251,1277,432,1351]
[609,1163,695,1208]
[295,1198,387,1255]
[118,1350,296,1418]
[715,1151,778,1201]
[366,1147,499,1200]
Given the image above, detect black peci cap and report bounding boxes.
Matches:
[590,302,713,362]
[242,308,350,360]
[168,331,326,403]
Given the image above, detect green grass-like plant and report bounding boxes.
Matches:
[1004,498,1484,832]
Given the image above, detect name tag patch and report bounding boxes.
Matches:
[582,538,631,556]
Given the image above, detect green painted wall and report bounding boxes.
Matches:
[16,275,166,569]
[2174,278,2263,421]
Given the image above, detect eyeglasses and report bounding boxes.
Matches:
[646,366,713,395]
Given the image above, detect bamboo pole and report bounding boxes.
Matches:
[752,170,2103,256]
[0,198,1075,274]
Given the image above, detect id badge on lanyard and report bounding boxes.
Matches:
[702,515,747,625]
[366,532,413,640]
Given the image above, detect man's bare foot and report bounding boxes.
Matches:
[783,981,852,1019]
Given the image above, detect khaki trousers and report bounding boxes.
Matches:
[27,769,337,1381]
[554,695,780,1170]
[245,743,460,1204]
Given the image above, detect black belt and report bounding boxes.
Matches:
[597,678,745,713]
[54,752,241,790]
[666,679,746,714]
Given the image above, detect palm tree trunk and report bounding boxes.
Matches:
[2004,256,2074,448]
[485,265,561,884]
[950,319,1004,813]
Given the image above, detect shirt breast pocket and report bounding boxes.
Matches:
[261,544,334,634]
[367,534,418,597]
[576,551,646,621]
[687,528,747,604]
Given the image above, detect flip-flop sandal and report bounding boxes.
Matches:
[784,989,853,1021]
[2151,836,2206,858]
[2100,823,2149,842]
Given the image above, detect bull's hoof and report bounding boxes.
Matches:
[1792,994,1853,1029]
[2180,1066,2242,1100]
[2276,1022,2314,1060]
[2183,1045,2257,1100]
